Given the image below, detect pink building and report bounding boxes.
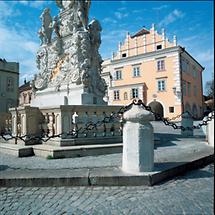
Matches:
[102,24,204,119]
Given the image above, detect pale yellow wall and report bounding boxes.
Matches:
[109,54,182,118]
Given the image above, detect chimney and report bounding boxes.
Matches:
[143,34,147,53]
[126,32,130,57]
[162,28,166,48]
[151,24,156,51]
[173,35,177,46]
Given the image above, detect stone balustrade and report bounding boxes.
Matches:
[9,105,123,146]
[0,113,12,134]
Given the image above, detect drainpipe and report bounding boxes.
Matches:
[180,47,185,113]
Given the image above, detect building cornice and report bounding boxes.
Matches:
[104,46,204,71]
[178,46,204,70]
[0,68,19,74]
[109,46,180,65]
[110,82,144,89]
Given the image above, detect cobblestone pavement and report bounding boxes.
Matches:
[0,164,213,215]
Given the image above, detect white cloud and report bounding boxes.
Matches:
[195,49,214,64]
[102,17,117,24]
[0,22,39,83]
[17,0,51,9]
[18,0,28,5]
[153,5,168,11]
[158,9,185,27]
[0,1,20,20]
[114,11,128,20]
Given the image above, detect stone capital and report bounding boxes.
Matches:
[123,105,154,123]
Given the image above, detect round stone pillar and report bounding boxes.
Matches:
[122,104,154,173]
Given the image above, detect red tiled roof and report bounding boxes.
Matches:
[131,28,150,38]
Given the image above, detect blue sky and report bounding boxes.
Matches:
[0,0,214,93]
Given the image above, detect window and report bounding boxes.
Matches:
[133,67,140,77]
[183,81,186,96]
[157,80,166,91]
[181,58,189,73]
[157,45,162,50]
[7,99,14,111]
[113,90,120,100]
[192,67,197,78]
[157,60,165,71]
[7,77,14,92]
[193,85,197,96]
[169,107,174,113]
[29,93,32,103]
[115,70,122,80]
[132,88,139,99]
[187,82,191,97]
[124,92,128,100]
[122,53,127,58]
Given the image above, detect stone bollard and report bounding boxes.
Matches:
[181,112,193,137]
[202,116,208,138]
[122,104,154,173]
[207,112,214,147]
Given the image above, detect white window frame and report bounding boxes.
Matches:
[113,90,120,100]
[157,79,166,92]
[157,60,165,71]
[131,88,139,99]
[115,70,122,80]
[133,67,140,77]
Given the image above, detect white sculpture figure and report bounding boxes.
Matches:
[88,19,106,96]
[89,19,102,50]
[38,28,44,45]
[56,0,75,10]
[40,8,53,44]
[53,16,61,38]
[77,0,91,31]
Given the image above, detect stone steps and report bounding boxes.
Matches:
[0,143,34,157]
[33,143,122,159]
[0,136,159,159]
[0,142,122,159]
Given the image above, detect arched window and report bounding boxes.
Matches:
[124,92,128,100]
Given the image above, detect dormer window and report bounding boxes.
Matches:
[122,53,127,58]
[157,45,162,50]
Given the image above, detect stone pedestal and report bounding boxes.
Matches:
[122,105,154,173]
[31,84,106,107]
[181,112,193,137]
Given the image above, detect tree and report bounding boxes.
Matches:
[205,79,214,98]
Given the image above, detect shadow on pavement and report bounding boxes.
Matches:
[0,165,10,171]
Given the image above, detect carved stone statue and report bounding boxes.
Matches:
[31,0,106,106]
[56,0,75,10]
[40,8,53,44]
[53,16,61,38]
[77,0,91,31]
[38,28,44,45]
